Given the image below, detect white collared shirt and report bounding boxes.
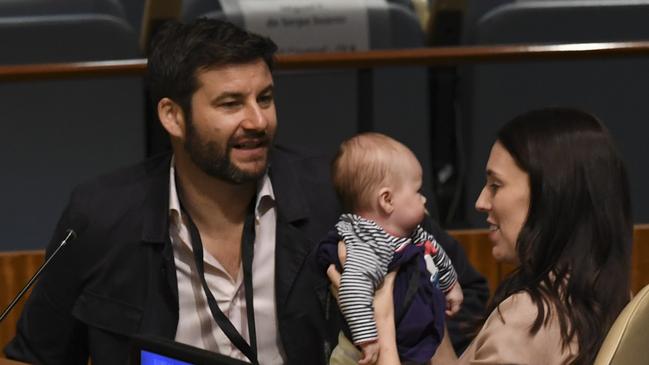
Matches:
[168,159,286,364]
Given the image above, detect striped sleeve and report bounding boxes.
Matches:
[418,227,458,292]
[338,238,395,344]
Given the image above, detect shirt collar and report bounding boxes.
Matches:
[168,156,275,222]
[168,157,182,225]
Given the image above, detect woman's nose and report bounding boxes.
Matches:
[475,186,491,212]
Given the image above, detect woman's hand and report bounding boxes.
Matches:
[326,263,342,303]
[326,241,401,364]
[375,271,400,365]
[326,240,347,303]
[429,326,459,365]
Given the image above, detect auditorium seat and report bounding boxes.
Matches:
[0,0,125,18]
[594,284,649,365]
[182,0,418,22]
[115,0,147,40]
[182,0,223,22]
[0,0,146,251]
[459,0,649,226]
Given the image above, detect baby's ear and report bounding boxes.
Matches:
[378,187,394,214]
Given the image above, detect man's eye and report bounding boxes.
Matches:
[258,94,274,106]
[220,101,240,108]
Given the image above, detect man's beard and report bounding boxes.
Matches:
[184,120,270,184]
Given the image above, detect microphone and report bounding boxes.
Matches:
[0,229,78,323]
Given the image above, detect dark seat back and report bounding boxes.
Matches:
[0,1,146,250]
[460,1,649,226]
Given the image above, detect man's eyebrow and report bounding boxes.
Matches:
[211,85,274,104]
[211,92,244,104]
[259,84,274,95]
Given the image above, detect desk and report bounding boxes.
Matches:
[0,358,27,365]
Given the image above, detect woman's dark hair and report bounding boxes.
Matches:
[147,18,277,118]
[486,107,632,364]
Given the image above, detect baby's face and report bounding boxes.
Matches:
[387,157,426,237]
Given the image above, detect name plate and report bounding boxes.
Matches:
[221,0,388,53]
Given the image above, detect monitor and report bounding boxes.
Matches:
[129,335,251,365]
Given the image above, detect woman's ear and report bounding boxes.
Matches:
[157,97,186,139]
[378,187,394,215]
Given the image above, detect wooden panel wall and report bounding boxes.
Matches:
[451,225,649,296]
[449,224,649,293]
[0,251,44,356]
[449,229,513,295]
[0,226,648,356]
[631,224,649,294]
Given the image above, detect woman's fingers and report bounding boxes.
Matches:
[327,264,342,302]
[337,240,347,265]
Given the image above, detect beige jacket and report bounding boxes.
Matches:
[459,292,578,365]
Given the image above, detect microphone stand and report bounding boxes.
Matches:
[0,229,77,323]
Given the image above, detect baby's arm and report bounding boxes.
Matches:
[338,243,382,361]
[334,243,398,365]
[421,230,463,316]
[339,255,380,343]
[444,281,464,317]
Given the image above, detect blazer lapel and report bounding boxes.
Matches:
[137,154,180,337]
[269,151,312,308]
[275,217,311,308]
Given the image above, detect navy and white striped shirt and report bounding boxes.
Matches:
[336,214,458,344]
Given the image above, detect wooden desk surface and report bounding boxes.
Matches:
[0,358,28,365]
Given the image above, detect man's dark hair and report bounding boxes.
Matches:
[147,18,278,117]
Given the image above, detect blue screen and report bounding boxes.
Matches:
[141,350,193,365]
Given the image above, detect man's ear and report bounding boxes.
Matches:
[157,97,186,139]
[378,187,394,215]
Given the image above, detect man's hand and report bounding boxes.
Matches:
[445,281,464,317]
[358,340,380,365]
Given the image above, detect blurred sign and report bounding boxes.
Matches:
[221,0,388,53]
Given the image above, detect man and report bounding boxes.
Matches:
[5,18,487,364]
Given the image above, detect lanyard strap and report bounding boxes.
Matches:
[182,203,259,365]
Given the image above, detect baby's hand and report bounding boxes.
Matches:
[445,281,464,317]
[358,340,380,365]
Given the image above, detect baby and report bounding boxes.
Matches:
[318,132,463,364]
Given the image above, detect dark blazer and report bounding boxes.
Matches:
[5,147,488,364]
[5,147,341,365]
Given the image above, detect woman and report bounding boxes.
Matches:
[457,107,632,364]
[330,107,633,365]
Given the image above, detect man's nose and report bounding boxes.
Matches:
[242,102,268,130]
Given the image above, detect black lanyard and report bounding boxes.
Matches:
[181,201,258,365]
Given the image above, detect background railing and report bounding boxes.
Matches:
[3,41,649,82]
